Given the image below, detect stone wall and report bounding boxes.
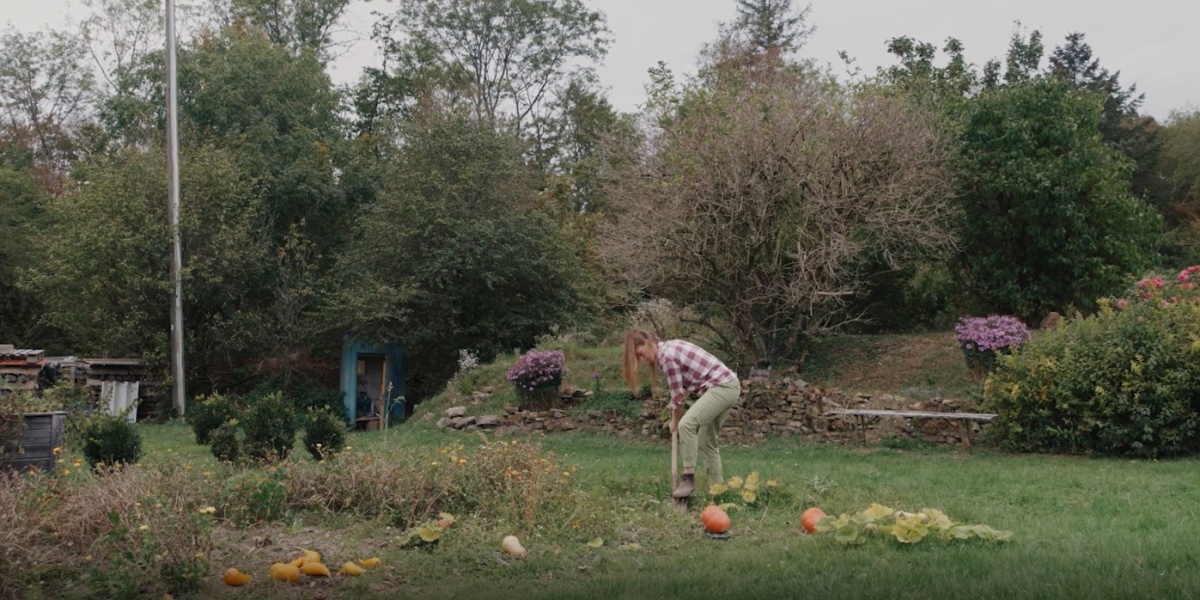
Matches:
[435,377,986,446]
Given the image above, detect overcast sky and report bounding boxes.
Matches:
[4,0,1197,121]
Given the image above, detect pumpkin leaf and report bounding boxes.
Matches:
[418,524,442,542]
[860,503,894,522]
[923,508,953,531]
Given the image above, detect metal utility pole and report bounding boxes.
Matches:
[165,0,186,419]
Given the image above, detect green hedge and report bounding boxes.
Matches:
[984,269,1200,457]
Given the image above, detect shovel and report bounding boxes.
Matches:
[670,428,688,511]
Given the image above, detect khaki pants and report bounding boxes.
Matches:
[678,378,740,482]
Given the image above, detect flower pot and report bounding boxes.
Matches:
[962,348,998,382]
[515,377,563,410]
[0,411,67,473]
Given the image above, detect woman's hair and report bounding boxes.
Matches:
[622,328,660,393]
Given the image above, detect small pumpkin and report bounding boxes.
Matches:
[801,507,827,534]
[358,557,382,569]
[501,535,527,557]
[221,567,253,586]
[269,562,301,582]
[300,561,331,577]
[700,505,730,534]
[338,561,366,576]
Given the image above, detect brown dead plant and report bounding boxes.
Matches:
[598,55,958,368]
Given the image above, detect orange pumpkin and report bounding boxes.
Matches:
[700,505,730,534]
[801,507,827,534]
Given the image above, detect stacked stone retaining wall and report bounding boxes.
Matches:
[435,377,984,446]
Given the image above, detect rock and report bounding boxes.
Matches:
[436,417,450,430]
[471,392,487,404]
[446,406,467,418]
[476,415,502,428]
[482,386,494,394]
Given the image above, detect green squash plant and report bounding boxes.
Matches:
[813,502,1012,545]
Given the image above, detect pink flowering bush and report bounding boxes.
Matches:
[954,315,1030,377]
[506,350,568,407]
[984,266,1200,458]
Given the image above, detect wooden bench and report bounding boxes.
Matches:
[826,408,997,449]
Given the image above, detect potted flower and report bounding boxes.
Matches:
[954,315,1030,381]
[506,349,568,409]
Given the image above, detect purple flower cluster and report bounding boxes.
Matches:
[954,315,1030,353]
[506,349,568,393]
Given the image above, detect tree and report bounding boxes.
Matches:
[880,36,977,111]
[1047,32,1159,199]
[598,62,958,367]
[529,76,638,215]
[327,110,585,399]
[1151,109,1200,264]
[19,146,270,389]
[76,0,164,96]
[228,0,355,64]
[980,25,1043,88]
[0,26,97,193]
[732,0,814,57]
[0,166,52,347]
[956,78,1160,322]
[373,0,610,133]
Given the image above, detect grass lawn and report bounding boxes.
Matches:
[117,422,1200,600]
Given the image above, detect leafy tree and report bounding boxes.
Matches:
[1151,109,1200,264]
[19,146,270,388]
[327,110,585,399]
[228,0,355,64]
[1047,32,1159,199]
[0,26,97,193]
[77,0,164,96]
[530,77,638,215]
[981,26,1043,88]
[732,0,814,57]
[956,78,1160,322]
[599,59,958,367]
[1155,110,1200,212]
[372,0,610,133]
[0,166,51,347]
[101,24,348,250]
[879,36,977,112]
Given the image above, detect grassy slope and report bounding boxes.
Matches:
[416,331,981,422]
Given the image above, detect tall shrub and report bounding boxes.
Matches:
[985,267,1200,457]
[242,392,296,462]
[956,78,1160,322]
[188,393,239,445]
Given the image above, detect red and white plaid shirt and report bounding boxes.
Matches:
[655,340,737,409]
